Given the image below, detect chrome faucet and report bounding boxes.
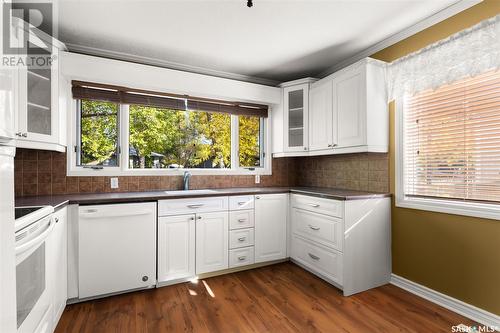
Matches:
[183,171,191,190]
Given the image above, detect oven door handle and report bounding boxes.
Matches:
[15,218,55,255]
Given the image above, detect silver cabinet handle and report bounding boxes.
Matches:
[86,209,98,213]
[332,143,338,147]
[197,216,202,220]
[237,219,246,222]
[237,201,247,205]
[238,256,246,261]
[15,132,22,137]
[303,147,307,151]
[238,237,246,242]
[22,133,28,138]
[308,253,320,260]
[308,225,320,231]
[328,144,333,147]
[187,204,204,208]
[189,217,195,221]
[55,217,59,223]
[255,196,261,199]
[308,203,320,208]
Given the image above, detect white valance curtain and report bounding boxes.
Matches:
[386,14,500,101]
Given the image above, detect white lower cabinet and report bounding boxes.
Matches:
[291,235,343,286]
[291,208,343,251]
[290,194,391,296]
[229,247,255,268]
[229,228,255,249]
[254,194,288,263]
[47,207,67,330]
[157,214,196,285]
[195,211,229,274]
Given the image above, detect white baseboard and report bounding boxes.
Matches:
[390,274,500,329]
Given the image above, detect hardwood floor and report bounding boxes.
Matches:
[55,262,477,333]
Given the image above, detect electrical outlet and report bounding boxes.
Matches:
[110,177,119,189]
[255,174,260,184]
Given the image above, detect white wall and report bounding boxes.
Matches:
[59,51,281,105]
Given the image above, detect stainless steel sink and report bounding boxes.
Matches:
[163,189,218,195]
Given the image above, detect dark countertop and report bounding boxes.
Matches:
[15,187,390,209]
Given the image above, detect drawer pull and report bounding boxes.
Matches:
[308,253,320,260]
[237,201,247,205]
[237,218,246,222]
[308,203,320,208]
[238,256,247,261]
[237,237,246,242]
[308,225,320,231]
[187,204,204,208]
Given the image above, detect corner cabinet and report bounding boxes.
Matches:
[11,18,67,152]
[254,193,288,263]
[273,58,388,157]
[281,79,315,153]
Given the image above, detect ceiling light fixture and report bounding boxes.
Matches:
[247,0,253,8]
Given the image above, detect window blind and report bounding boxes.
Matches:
[71,81,268,117]
[404,69,500,204]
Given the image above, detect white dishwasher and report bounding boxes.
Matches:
[78,202,156,299]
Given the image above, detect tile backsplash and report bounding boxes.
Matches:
[14,149,297,197]
[295,153,389,193]
[14,149,389,197]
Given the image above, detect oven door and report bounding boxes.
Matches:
[15,215,54,333]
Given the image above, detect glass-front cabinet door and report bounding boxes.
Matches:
[283,83,309,152]
[17,47,59,144]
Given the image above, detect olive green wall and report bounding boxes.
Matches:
[371,0,500,315]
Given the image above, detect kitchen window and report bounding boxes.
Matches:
[396,69,500,220]
[128,105,232,169]
[76,100,120,167]
[69,81,270,175]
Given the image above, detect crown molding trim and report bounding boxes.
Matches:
[316,0,482,78]
[64,43,281,87]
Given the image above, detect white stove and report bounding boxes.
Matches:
[14,205,55,333]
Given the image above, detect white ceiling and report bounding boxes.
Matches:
[56,0,462,84]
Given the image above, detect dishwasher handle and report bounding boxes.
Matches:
[80,209,153,219]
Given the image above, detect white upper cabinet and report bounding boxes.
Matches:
[273,58,388,157]
[282,79,314,152]
[309,80,333,151]
[11,19,67,152]
[333,64,366,148]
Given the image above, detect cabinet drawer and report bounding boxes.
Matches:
[291,208,343,251]
[291,235,343,286]
[229,246,255,268]
[229,210,254,230]
[229,228,255,249]
[229,195,255,211]
[291,194,343,218]
[158,196,228,216]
